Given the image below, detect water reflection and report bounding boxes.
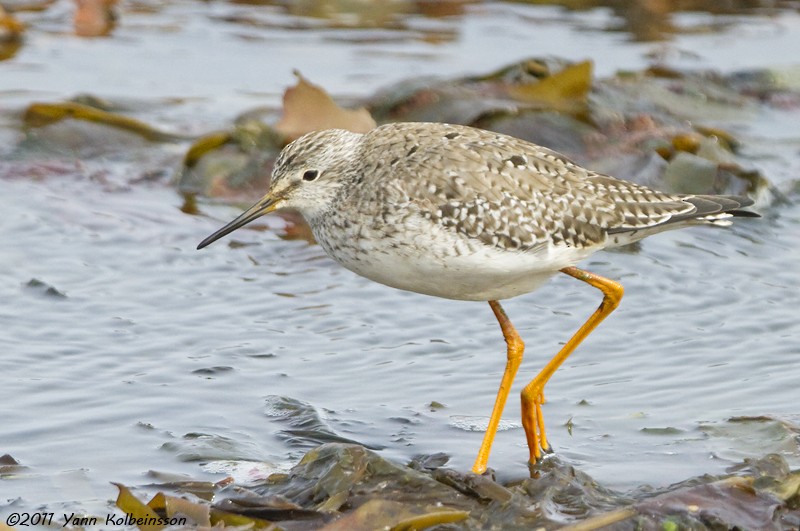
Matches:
[3,0,796,61]
[516,0,797,41]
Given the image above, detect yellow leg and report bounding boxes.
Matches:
[521,266,624,463]
[472,300,524,474]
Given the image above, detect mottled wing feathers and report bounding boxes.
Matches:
[361,123,754,252]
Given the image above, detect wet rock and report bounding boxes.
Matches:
[115,437,800,530]
[205,444,800,530]
[0,453,26,477]
[367,59,775,197]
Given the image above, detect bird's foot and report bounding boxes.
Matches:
[521,388,551,463]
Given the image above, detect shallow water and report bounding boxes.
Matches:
[1,0,799,521]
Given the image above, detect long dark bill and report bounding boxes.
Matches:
[197,195,282,250]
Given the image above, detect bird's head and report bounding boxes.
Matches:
[197,128,362,250]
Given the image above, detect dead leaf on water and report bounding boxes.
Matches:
[0,6,24,39]
[113,482,276,529]
[183,131,234,168]
[24,102,186,142]
[74,0,117,37]
[149,492,211,527]
[275,71,376,141]
[507,60,593,115]
[112,483,166,531]
[0,5,24,61]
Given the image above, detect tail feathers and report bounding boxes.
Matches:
[681,195,754,218]
[607,194,758,240]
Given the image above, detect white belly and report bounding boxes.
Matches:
[313,216,596,301]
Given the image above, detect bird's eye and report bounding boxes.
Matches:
[302,169,319,182]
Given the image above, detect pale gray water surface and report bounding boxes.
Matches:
[1,0,799,520]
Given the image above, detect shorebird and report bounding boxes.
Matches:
[198,122,757,474]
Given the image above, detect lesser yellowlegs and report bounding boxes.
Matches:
[198,122,757,474]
